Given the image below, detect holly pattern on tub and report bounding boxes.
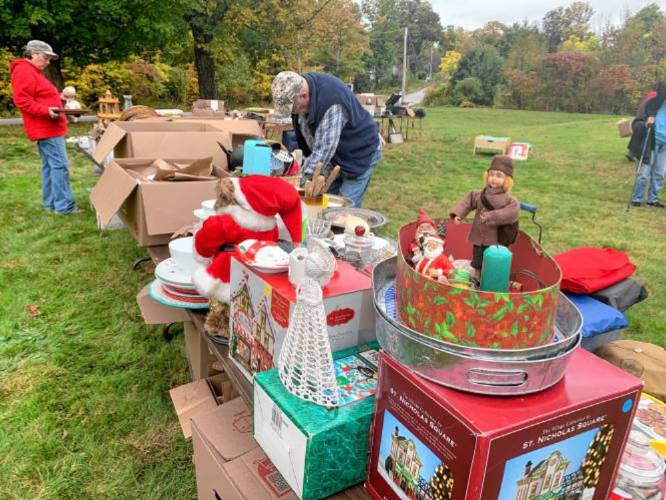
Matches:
[397,264,558,349]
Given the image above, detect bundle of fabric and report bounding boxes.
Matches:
[554,247,636,294]
[119,105,159,121]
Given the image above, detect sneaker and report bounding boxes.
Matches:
[630,201,642,207]
[55,207,84,215]
[647,201,665,208]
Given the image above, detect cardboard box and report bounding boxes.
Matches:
[90,157,225,246]
[92,120,262,171]
[136,285,190,324]
[228,256,376,381]
[192,398,299,500]
[192,99,225,116]
[356,93,378,106]
[616,119,633,138]
[169,372,239,439]
[254,344,380,499]
[366,350,642,500]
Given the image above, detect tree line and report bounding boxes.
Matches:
[0,0,663,115]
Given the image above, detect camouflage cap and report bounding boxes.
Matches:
[271,71,304,117]
[25,40,58,59]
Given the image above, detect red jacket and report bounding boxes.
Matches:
[9,59,67,141]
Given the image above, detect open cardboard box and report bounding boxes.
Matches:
[191,398,298,500]
[90,157,226,246]
[92,119,262,172]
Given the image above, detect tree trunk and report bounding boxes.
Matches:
[190,23,217,99]
[45,59,65,91]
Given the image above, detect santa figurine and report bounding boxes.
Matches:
[415,235,454,282]
[193,175,303,303]
[409,209,438,265]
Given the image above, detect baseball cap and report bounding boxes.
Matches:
[271,71,304,117]
[25,40,58,59]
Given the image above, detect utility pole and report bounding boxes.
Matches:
[401,27,408,104]
[428,44,434,80]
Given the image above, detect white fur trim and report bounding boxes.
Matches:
[216,204,276,232]
[192,266,231,304]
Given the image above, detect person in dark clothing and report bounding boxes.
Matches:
[626,90,656,161]
[630,81,666,208]
[271,71,381,207]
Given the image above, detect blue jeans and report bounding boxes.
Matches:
[37,135,77,213]
[327,146,382,208]
[631,143,666,204]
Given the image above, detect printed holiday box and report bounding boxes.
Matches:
[229,256,375,381]
[366,350,642,500]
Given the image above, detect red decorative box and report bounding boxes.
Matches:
[396,220,562,348]
[366,351,642,500]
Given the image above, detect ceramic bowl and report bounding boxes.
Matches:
[169,236,197,274]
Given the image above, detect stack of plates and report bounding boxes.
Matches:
[150,258,209,309]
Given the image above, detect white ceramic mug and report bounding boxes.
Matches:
[169,236,197,274]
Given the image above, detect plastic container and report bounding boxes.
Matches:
[612,430,666,499]
[242,140,272,175]
[480,245,512,292]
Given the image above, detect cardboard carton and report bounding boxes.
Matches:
[192,398,299,500]
[90,157,226,246]
[228,256,376,381]
[366,350,642,500]
[617,119,633,138]
[254,343,379,499]
[136,285,190,324]
[91,119,262,171]
[192,99,225,116]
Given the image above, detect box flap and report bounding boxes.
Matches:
[89,161,138,224]
[226,448,298,499]
[136,285,190,324]
[191,397,255,461]
[140,179,217,235]
[169,379,218,439]
[92,122,128,164]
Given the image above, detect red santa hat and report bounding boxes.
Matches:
[219,175,303,245]
[417,208,434,226]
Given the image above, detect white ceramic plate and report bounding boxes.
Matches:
[149,280,209,310]
[332,233,391,251]
[154,258,196,288]
[245,262,289,274]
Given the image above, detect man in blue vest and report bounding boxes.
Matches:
[271,71,381,207]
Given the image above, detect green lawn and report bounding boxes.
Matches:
[0,108,664,498]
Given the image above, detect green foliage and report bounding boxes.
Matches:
[0,49,15,114]
[423,82,450,105]
[453,77,484,105]
[452,45,503,105]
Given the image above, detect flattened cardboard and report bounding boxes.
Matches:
[136,285,189,324]
[89,160,139,225]
[192,398,255,460]
[169,378,218,439]
[226,448,298,500]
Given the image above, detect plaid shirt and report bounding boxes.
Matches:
[298,104,349,176]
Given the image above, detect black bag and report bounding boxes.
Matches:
[480,188,519,246]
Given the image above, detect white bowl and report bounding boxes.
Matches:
[193,208,214,222]
[169,237,197,274]
[201,199,216,211]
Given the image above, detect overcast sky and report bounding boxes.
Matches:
[430,0,664,31]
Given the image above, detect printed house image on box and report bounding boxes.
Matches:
[377,410,455,500]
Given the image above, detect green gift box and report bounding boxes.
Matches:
[253,343,379,499]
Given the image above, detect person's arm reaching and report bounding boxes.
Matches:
[301,104,348,176]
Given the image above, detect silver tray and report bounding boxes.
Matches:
[373,257,582,395]
[320,207,388,230]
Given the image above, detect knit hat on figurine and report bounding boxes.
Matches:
[225,175,303,244]
[417,208,434,226]
[488,155,513,178]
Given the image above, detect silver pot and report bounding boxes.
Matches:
[373,257,582,395]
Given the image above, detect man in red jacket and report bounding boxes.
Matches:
[10,40,79,214]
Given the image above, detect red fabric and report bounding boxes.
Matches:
[9,59,67,141]
[237,175,302,244]
[553,247,636,294]
[415,253,454,278]
[417,208,433,225]
[194,213,278,284]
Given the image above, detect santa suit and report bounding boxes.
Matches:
[193,176,302,303]
[415,253,454,279]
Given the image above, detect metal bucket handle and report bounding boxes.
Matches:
[465,367,528,387]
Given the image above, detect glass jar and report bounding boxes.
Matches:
[611,430,665,500]
[343,232,375,267]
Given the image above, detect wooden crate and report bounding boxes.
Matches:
[473,135,510,155]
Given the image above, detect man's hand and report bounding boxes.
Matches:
[48,107,60,119]
[647,116,655,127]
[453,216,462,225]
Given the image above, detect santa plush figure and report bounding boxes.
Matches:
[415,235,454,282]
[193,175,302,302]
[409,208,437,265]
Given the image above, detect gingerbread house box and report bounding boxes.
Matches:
[228,257,376,381]
[366,351,642,500]
[396,220,562,348]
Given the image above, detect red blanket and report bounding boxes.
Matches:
[553,247,636,294]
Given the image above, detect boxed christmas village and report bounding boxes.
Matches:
[128,153,657,499]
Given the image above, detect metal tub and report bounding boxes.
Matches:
[373,257,582,395]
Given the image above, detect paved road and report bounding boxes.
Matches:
[402,87,429,105]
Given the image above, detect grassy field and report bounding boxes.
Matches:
[0,108,664,498]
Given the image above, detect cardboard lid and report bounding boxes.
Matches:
[191,397,256,461]
[136,285,190,324]
[225,448,298,500]
[169,378,218,439]
[89,160,138,224]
